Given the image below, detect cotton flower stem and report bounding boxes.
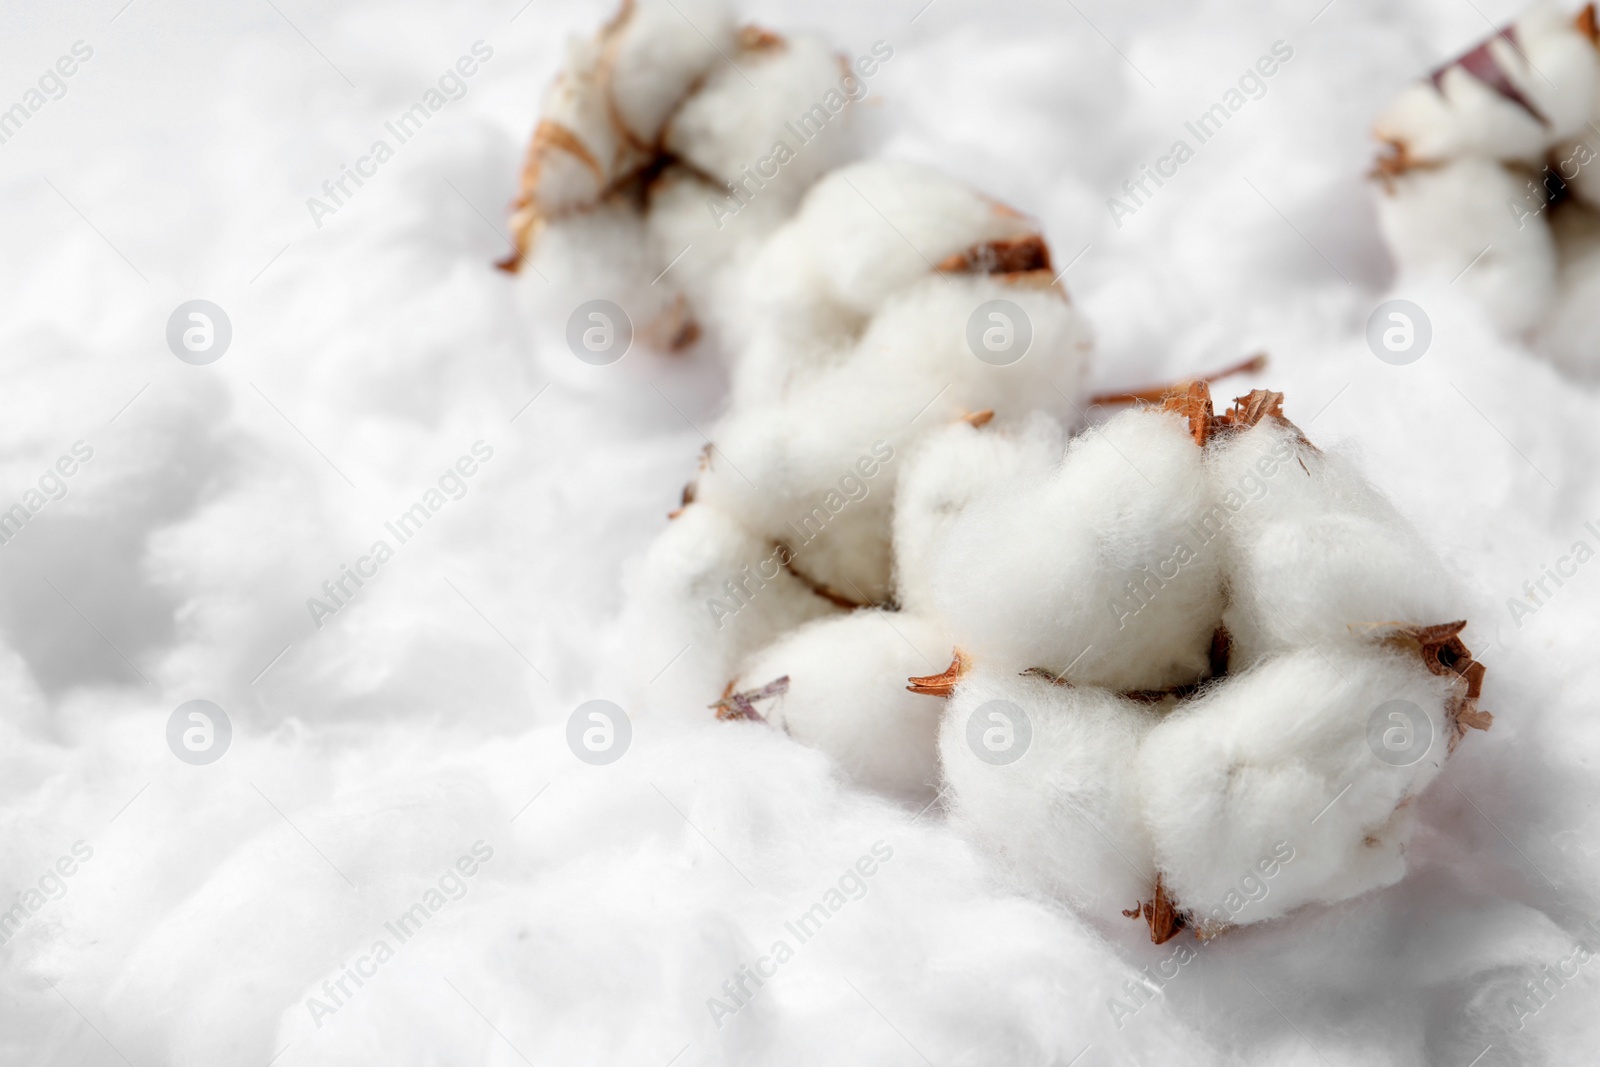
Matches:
[1089,352,1268,408]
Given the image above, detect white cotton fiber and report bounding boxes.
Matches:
[892,414,1066,616]
[728,609,948,800]
[793,159,1041,317]
[521,40,625,218]
[928,407,1225,692]
[666,32,858,200]
[1203,418,1467,668]
[604,0,736,143]
[620,503,840,711]
[940,666,1160,916]
[693,404,902,605]
[1137,648,1461,928]
[1375,156,1556,336]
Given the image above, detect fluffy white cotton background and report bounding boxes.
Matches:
[1,0,1597,1063]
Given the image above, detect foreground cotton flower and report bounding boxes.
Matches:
[1373,2,1600,369]
[918,384,1492,942]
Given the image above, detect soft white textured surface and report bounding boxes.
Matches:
[3,2,1600,1066]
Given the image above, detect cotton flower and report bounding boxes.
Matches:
[916,386,1491,941]
[1373,3,1600,364]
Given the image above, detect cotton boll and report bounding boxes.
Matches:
[893,414,1066,616]
[728,610,948,800]
[517,201,680,368]
[850,274,1092,418]
[1376,156,1555,335]
[929,408,1225,692]
[1203,418,1467,668]
[726,222,868,405]
[620,504,840,712]
[1372,3,1596,167]
[666,32,859,201]
[1137,648,1462,929]
[940,667,1159,916]
[693,403,901,604]
[698,278,1087,608]
[515,43,623,219]
[604,0,735,143]
[794,160,1041,317]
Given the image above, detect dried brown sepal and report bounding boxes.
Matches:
[1580,3,1599,44]
[907,650,970,697]
[1218,388,1285,431]
[1129,876,1188,944]
[711,675,790,722]
[962,409,995,429]
[739,24,787,51]
[1162,380,1217,447]
[1429,25,1549,128]
[1383,620,1493,752]
[642,293,701,352]
[667,480,696,520]
[936,235,1053,276]
[1090,352,1267,408]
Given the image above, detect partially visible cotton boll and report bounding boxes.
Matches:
[893,414,1065,616]
[929,408,1225,692]
[1372,3,1596,167]
[1137,648,1462,930]
[1203,419,1466,668]
[620,504,840,711]
[605,0,736,143]
[940,667,1159,916]
[1375,156,1556,335]
[1513,2,1600,141]
[726,610,947,800]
